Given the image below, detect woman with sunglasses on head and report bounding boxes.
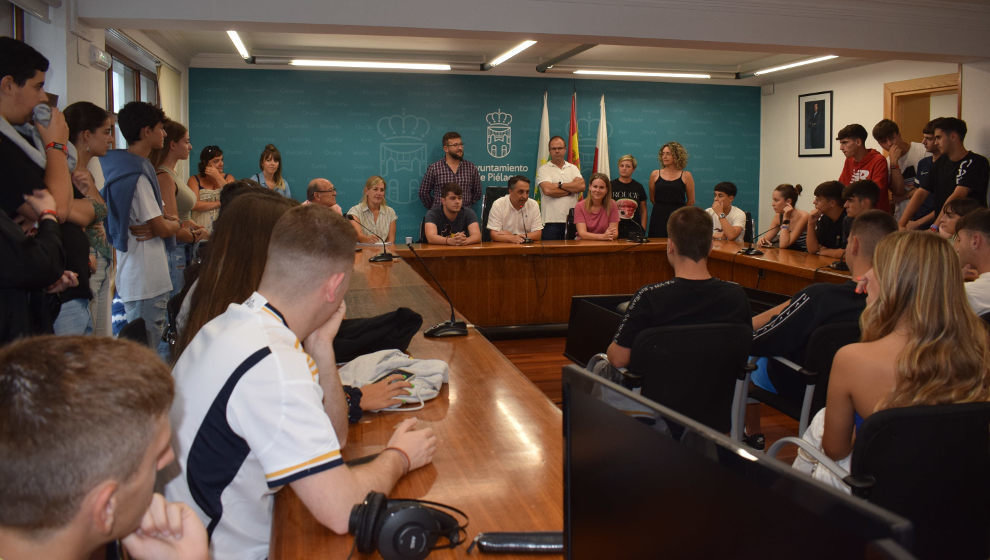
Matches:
[249,143,292,199]
[187,145,232,232]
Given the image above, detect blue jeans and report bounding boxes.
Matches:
[543,222,566,241]
[53,298,93,335]
[167,243,188,299]
[89,252,113,336]
[124,293,169,355]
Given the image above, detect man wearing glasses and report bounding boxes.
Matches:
[419,131,482,209]
[305,178,342,215]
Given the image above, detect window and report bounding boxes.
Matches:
[106,47,159,148]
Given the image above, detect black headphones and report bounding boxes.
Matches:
[349,491,468,560]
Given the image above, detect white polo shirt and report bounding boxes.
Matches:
[486,195,543,236]
[165,292,343,560]
[535,160,583,223]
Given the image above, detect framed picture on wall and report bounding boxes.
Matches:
[798,91,832,157]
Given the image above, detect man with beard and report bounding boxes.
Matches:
[419,131,481,209]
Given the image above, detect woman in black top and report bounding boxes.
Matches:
[648,142,695,238]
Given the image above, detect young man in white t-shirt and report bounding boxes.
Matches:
[100,101,179,348]
[954,209,990,316]
[166,206,437,560]
[872,118,929,220]
[705,181,746,241]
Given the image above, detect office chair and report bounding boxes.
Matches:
[479,186,508,242]
[769,402,990,560]
[117,318,148,347]
[622,323,754,440]
[747,321,861,435]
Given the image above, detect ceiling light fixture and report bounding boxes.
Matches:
[573,69,711,79]
[289,59,451,71]
[486,40,537,69]
[226,30,251,60]
[753,55,838,76]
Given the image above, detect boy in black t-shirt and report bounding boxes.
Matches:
[423,182,481,245]
[806,181,848,258]
[607,206,750,369]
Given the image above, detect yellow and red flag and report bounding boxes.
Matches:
[567,91,580,169]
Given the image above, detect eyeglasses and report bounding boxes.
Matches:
[446,142,464,148]
[315,189,336,194]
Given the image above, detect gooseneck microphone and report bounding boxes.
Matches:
[737,212,765,256]
[406,243,468,338]
[520,207,534,244]
[625,218,649,244]
[346,214,395,263]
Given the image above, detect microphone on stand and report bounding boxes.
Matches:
[625,218,649,244]
[737,212,765,256]
[520,207,534,244]
[406,243,468,338]
[346,214,394,263]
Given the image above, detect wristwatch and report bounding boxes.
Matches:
[558,180,563,190]
[719,212,726,219]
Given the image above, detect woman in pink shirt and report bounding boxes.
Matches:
[574,172,620,240]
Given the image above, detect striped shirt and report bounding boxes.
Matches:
[165,292,342,560]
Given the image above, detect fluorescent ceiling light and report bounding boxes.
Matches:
[289,59,451,71]
[489,40,537,67]
[753,55,838,76]
[226,30,250,60]
[574,69,711,79]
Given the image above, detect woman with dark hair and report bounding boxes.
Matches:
[249,143,292,198]
[175,193,408,413]
[150,119,207,299]
[757,184,809,251]
[64,101,114,335]
[648,141,695,238]
[795,231,990,488]
[187,145,231,232]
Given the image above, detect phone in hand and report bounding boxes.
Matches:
[371,368,415,384]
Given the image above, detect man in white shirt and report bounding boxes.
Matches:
[487,175,543,243]
[872,119,929,220]
[953,208,990,316]
[535,136,584,240]
[165,206,437,560]
[705,181,746,241]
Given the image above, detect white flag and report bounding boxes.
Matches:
[593,94,610,178]
[535,90,550,200]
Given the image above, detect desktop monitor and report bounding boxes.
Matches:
[562,365,915,559]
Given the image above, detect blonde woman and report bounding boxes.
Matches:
[574,173,619,240]
[648,141,695,238]
[795,231,990,488]
[347,175,396,244]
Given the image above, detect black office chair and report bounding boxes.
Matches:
[748,321,861,435]
[770,402,990,559]
[623,323,754,439]
[480,186,508,242]
[418,218,426,244]
[118,318,148,347]
[980,311,990,326]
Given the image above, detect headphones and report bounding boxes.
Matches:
[349,491,468,560]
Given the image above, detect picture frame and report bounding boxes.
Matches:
[798,91,832,157]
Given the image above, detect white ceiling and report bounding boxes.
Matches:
[140,28,868,86]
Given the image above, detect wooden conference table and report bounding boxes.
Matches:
[270,248,564,558]
[395,239,850,328]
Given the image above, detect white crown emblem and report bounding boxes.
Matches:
[486,108,512,126]
[377,111,430,141]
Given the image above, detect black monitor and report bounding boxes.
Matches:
[562,365,915,559]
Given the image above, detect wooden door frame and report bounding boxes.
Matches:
[883,70,961,120]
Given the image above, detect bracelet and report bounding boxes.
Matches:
[930,224,940,232]
[384,446,411,475]
[44,142,68,155]
[780,224,789,230]
[39,209,57,221]
[342,385,363,423]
